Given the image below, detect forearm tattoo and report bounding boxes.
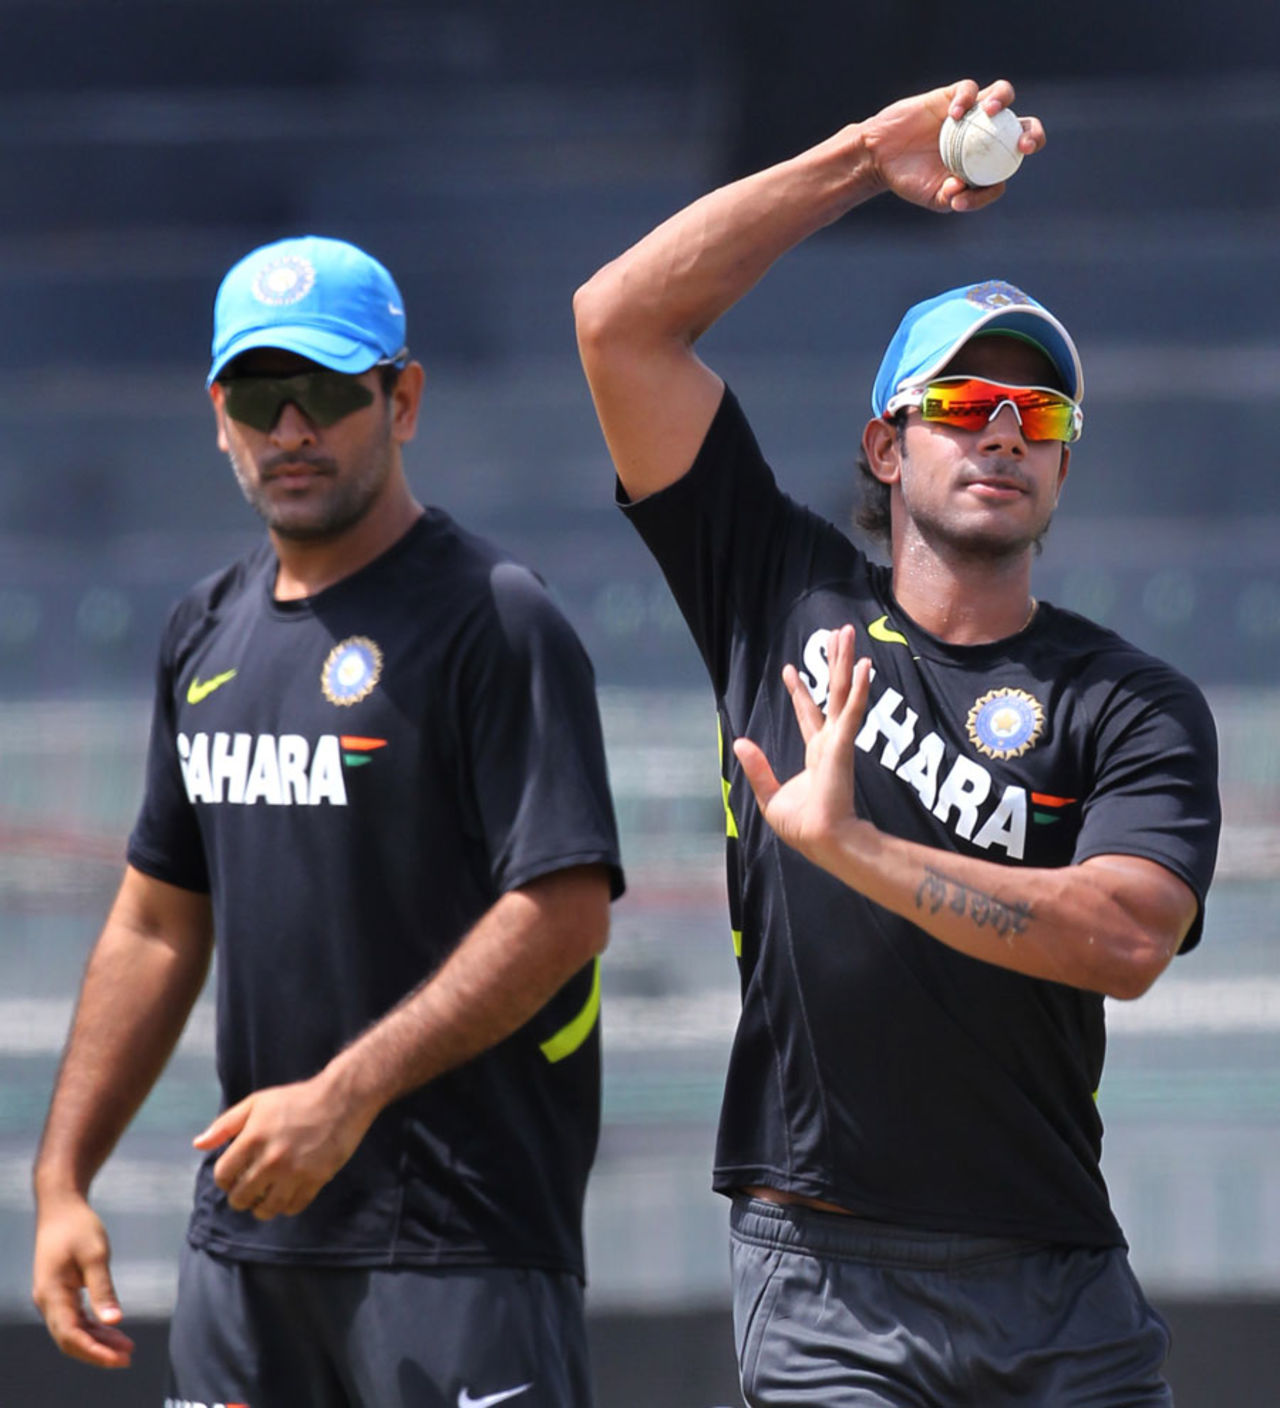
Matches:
[915,867,1032,940]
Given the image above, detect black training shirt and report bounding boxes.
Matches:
[622,387,1219,1248]
[129,510,624,1277]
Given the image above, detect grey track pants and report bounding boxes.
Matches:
[731,1196,1172,1407]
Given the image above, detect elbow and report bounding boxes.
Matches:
[1097,931,1176,1001]
[555,904,608,984]
[586,912,610,962]
[1102,968,1156,1003]
[580,888,612,962]
[572,271,616,358]
[538,864,612,967]
[1070,855,1197,1001]
[573,263,650,369]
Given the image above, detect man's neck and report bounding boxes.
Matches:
[271,484,423,601]
[890,544,1037,646]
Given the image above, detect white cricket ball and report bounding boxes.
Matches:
[938,105,1025,187]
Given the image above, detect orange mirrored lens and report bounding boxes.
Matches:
[918,378,1081,443]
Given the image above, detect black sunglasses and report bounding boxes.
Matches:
[218,362,403,433]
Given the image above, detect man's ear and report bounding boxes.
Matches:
[209,382,230,454]
[862,417,902,486]
[390,361,426,445]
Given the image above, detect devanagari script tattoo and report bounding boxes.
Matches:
[914,867,1032,941]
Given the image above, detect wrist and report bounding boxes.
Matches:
[319,1047,399,1132]
[808,122,884,210]
[837,121,887,199]
[33,1165,90,1207]
[807,814,878,876]
[778,122,884,233]
[317,1051,387,1134]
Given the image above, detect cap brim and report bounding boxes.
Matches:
[207,325,381,385]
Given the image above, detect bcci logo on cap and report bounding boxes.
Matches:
[251,254,316,306]
[966,280,1031,312]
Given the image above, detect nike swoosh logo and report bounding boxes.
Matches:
[458,1384,533,1408]
[186,668,238,705]
[867,615,909,647]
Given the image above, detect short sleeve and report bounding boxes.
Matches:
[1074,664,1221,951]
[620,385,857,696]
[127,618,211,893]
[454,562,624,900]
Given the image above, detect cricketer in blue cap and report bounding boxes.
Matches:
[32,223,625,1405]
[576,75,1216,1408]
[208,235,408,385]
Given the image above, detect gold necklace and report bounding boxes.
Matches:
[1023,596,1039,631]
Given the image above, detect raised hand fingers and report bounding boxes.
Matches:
[732,736,782,812]
[824,636,871,786]
[782,663,826,744]
[836,657,873,748]
[825,625,857,719]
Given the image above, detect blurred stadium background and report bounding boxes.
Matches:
[1,2,1278,1404]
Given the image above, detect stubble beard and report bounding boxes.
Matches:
[901,455,1057,564]
[230,441,393,542]
[915,508,1056,563]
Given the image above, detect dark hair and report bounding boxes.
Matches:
[853,412,904,549]
[377,361,404,396]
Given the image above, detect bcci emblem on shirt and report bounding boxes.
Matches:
[322,636,383,707]
[967,687,1045,760]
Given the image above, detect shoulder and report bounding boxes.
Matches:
[1037,602,1196,684]
[394,507,523,583]
[484,563,586,670]
[159,540,272,659]
[1038,602,1215,732]
[419,510,561,612]
[409,509,586,653]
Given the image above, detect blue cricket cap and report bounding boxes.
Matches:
[208,235,408,385]
[871,280,1083,416]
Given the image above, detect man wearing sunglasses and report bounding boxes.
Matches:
[33,236,624,1406]
[576,79,1218,1405]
